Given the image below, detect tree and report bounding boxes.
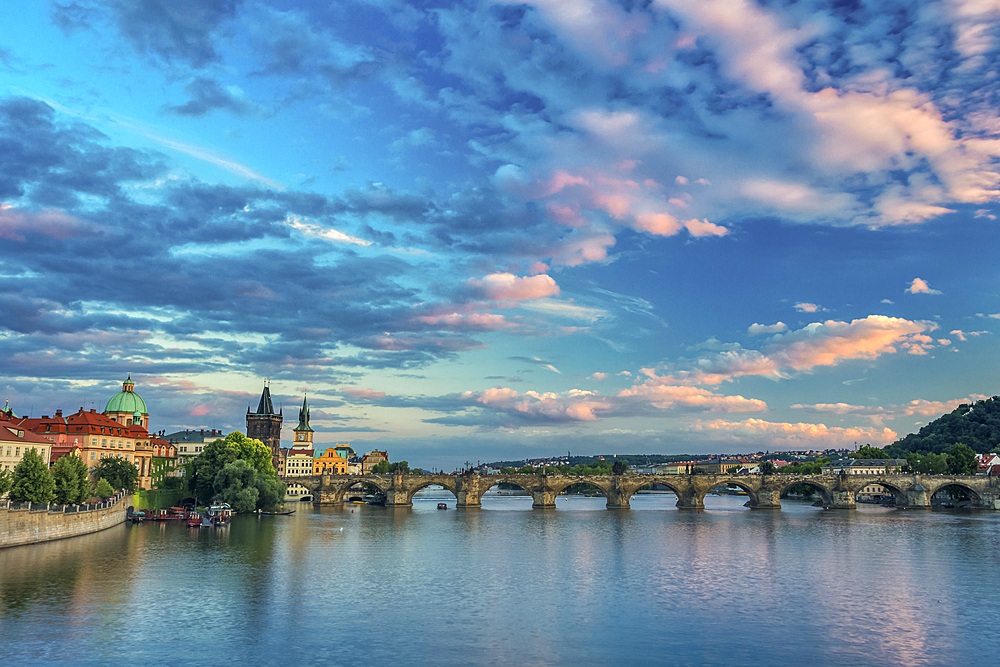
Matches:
[851,445,888,459]
[212,459,286,513]
[388,461,410,474]
[372,461,390,474]
[0,468,12,496]
[612,460,627,475]
[95,478,114,499]
[96,457,139,493]
[52,454,91,505]
[189,432,275,505]
[759,461,776,475]
[948,442,978,475]
[10,449,56,503]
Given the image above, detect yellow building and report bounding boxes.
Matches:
[361,450,388,474]
[314,448,348,475]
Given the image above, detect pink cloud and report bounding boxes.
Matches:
[469,273,560,301]
[694,418,898,448]
[589,372,608,380]
[618,384,767,412]
[547,203,588,227]
[906,277,942,294]
[341,387,386,399]
[675,175,689,185]
[684,218,728,237]
[634,212,682,236]
[794,302,820,313]
[528,261,550,275]
[0,207,94,242]
[646,315,936,385]
[190,405,212,417]
[537,170,590,197]
[415,312,516,332]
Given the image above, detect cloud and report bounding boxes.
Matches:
[647,315,936,385]
[340,387,386,400]
[283,214,372,246]
[906,278,942,294]
[793,303,821,313]
[163,78,263,117]
[747,322,788,336]
[693,418,898,449]
[508,356,562,374]
[468,273,560,301]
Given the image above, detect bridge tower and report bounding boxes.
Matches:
[247,381,283,471]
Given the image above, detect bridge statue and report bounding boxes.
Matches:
[283,471,1000,511]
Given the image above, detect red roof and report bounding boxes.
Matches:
[0,424,53,444]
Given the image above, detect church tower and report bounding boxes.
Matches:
[293,395,313,447]
[247,381,283,470]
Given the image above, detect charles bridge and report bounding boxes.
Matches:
[286,472,1000,510]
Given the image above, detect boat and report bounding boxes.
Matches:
[365,493,387,506]
[259,510,295,515]
[205,503,233,525]
[186,513,203,527]
[437,503,447,509]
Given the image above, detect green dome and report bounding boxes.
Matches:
[105,375,148,415]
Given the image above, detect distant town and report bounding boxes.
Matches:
[3,378,1000,510]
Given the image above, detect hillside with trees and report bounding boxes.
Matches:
[887,396,1000,456]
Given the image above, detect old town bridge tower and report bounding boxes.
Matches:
[247,381,283,470]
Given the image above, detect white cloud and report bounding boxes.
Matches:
[906,277,942,294]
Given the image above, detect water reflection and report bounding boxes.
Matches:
[1,496,997,665]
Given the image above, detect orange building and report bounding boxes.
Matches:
[314,448,348,475]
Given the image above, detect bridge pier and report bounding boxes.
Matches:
[605,479,632,509]
[532,490,557,509]
[899,480,931,509]
[676,491,704,510]
[750,487,781,509]
[829,489,856,509]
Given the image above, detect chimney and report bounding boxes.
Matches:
[55,409,62,417]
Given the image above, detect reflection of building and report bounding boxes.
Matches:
[247,382,282,471]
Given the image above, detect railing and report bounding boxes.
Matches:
[4,490,128,513]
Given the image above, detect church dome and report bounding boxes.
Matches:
[105,374,148,416]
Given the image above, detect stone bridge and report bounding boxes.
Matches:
[285,472,1000,510]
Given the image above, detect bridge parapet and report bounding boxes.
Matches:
[280,472,1000,510]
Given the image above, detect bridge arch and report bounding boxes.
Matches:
[326,476,390,503]
[851,478,907,506]
[549,478,613,500]
[774,478,835,507]
[475,478,536,509]
[929,481,982,507]
[704,477,759,508]
[401,478,458,505]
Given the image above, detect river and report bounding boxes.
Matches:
[2,492,998,666]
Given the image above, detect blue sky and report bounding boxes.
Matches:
[2,0,999,469]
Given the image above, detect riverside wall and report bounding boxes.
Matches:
[0,493,130,549]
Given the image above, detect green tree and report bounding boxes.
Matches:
[9,449,56,503]
[759,461,776,475]
[948,442,978,475]
[52,455,91,505]
[851,445,888,459]
[189,432,275,505]
[95,478,114,499]
[499,467,516,474]
[612,460,628,475]
[372,461,390,474]
[96,457,139,493]
[388,461,410,474]
[0,468,12,496]
[212,459,286,513]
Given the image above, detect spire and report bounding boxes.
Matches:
[254,381,275,415]
[295,395,313,432]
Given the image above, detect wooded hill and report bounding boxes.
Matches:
[887,396,1000,456]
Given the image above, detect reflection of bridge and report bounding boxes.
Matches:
[284,473,1000,510]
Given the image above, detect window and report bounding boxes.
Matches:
[15,447,19,456]
[102,439,107,447]
[90,452,95,460]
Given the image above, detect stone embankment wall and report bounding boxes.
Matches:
[0,493,130,549]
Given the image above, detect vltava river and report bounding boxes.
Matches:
[2,492,998,666]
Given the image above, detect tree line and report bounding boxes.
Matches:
[0,450,137,504]
[187,432,285,513]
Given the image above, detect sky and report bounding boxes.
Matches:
[1,0,999,469]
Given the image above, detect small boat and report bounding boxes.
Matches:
[205,503,233,525]
[259,510,295,515]
[186,513,202,527]
[365,493,387,506]
[437,503,447,509]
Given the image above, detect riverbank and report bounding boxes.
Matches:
[0,492,130,549]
